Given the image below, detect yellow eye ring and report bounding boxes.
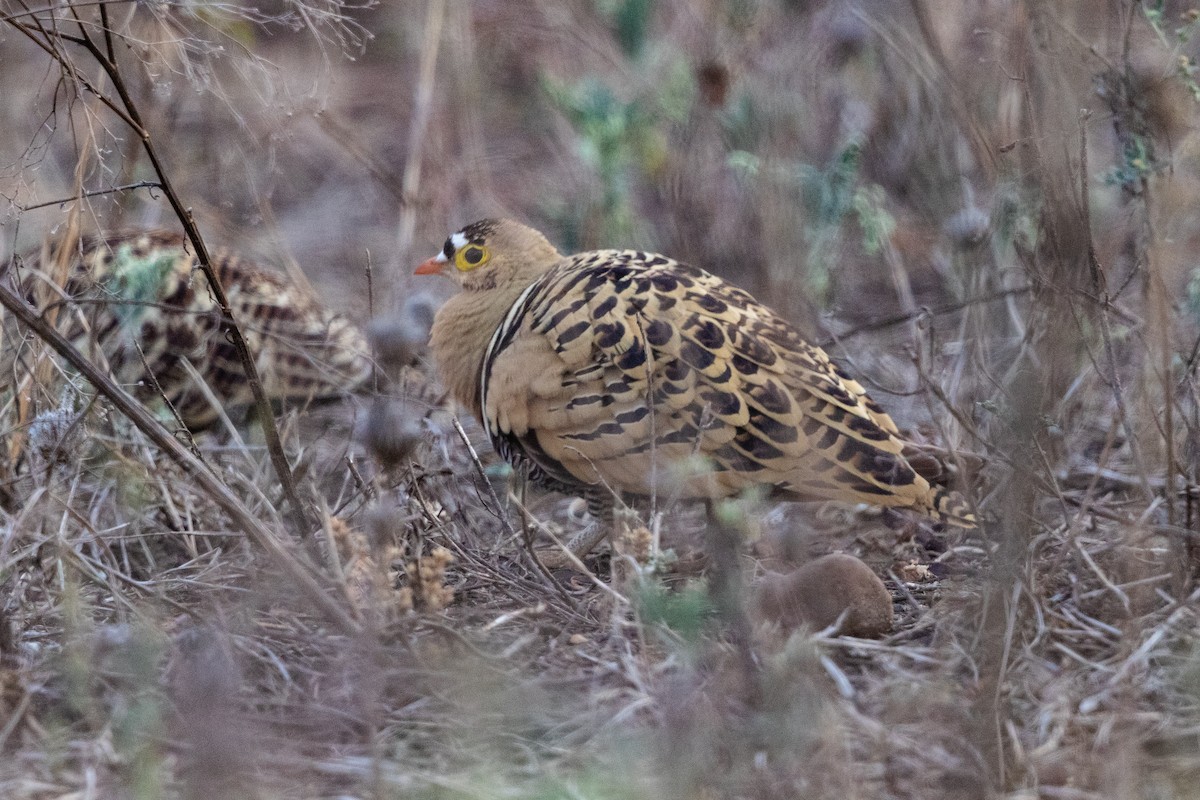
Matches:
[455,244,489,271]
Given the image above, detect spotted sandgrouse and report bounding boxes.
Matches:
[3,230,373,428]
[416,219,974,546]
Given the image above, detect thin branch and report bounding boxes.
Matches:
[5,18,137,129]
[393,0,445,308]
[818,287,1033,348]
[16,180,161,212]
[1078,109,1155,505]
[448,415,589,612]
[0,1,137,25]
[97,0,115,64]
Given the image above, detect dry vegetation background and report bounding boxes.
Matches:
[2,0,1200,797]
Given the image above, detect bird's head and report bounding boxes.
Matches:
[415,219,562,291]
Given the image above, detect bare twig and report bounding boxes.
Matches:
[818,287,1032,349]
[16,180,161,212]
[1078,109,1154,505]
[393,0,445,305]
[906,0,999,182]
[448,415,590,611]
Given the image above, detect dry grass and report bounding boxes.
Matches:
[2,1,1200,797]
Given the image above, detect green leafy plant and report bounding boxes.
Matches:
[541,63,691,248]
[635,576,715,648]
[1143,2,1200,100]
[600,0,657,59]
[729,140,895,302]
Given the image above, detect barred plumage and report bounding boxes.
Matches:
[417,219,974,530]
[3,231,373,428]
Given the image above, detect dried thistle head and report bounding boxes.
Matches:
[329,516,404,624]
[366,294,436,378]
[943,205,991,250]
[26,389,87,485]
[360,396,424,468]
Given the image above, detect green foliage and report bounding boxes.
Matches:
[635,576,714,647]
[990,184,1038,253]
[191,5,259,49]
[851,183,894,256]
[541,65,692,248]
[403,762,658,800]
[1143,1,1200,100]
[52,595,168,800]
[1179,60,1200,102]
[1113,2,1200,192]
[1102,133,1158,191]
[711,489,768,532]
[103,244,180,330]
[107,630,169,800]
[719,90,765,151]
[595,0,658,60]
[521,771,653,800]
[542,77,640,245]
[1186,266,1200,321]
[729,140,895,303]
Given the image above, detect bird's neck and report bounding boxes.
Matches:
[427,281,532,420]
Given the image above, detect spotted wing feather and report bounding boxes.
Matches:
[4,231,372,428]
[482,250,972,525]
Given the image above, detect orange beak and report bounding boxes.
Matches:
[415,256,447,275]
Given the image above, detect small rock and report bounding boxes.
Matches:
[755,553,893,638]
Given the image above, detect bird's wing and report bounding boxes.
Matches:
[210,248,373,402]
[482,250,966,521]
[8,231,372,428]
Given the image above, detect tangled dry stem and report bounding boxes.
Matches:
[1,1,1199,798]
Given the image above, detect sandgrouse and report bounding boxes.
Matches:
[3,231,373,428]
[417,219,974,550]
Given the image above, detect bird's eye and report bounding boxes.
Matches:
[455,244,489,271]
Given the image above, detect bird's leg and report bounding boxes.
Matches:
[563,490,616,559]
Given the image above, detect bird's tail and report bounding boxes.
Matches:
[931,487,977,528]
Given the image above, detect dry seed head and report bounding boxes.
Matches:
[622,523,653,564]
[429,545,454,568]
[404,546,455,611]
[943,206,991,250]
[366,302,432,374]
[168,624,240,705]
[361,396,424,467]
[329,516,403,623]
[26,391,87,484]
[397,586,415,614]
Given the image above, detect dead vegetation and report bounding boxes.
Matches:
[2,1,1200,798]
